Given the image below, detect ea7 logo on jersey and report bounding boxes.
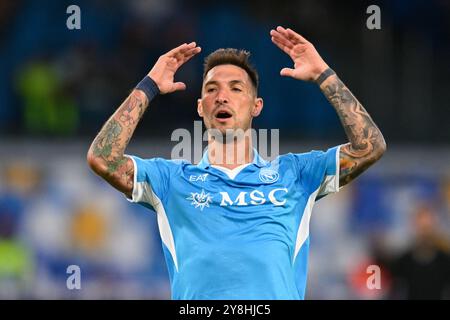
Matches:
[220,188,288,207]
[189,173,209,182]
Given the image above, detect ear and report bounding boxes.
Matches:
[251,97,264,117]
[197,98,204,117]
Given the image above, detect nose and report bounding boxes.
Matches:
[215,89,229,105]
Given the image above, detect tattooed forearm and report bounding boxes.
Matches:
[118,93,146,128]
[92,119,124,171]
[320,73,386,186]
[87,90,149,193]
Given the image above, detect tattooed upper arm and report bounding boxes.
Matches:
[339,142,384,187]
[88,150,135,197]
[109,156,135,198]
[320,74,386,187]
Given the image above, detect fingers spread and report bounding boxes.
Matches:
[276,26,291,40]
[166,43,189,57]
[271,36,292,56]
[270,29,293,49]
[184,46,202,58]
[286,28,308,44]
[166,41,198,58]
[274,26,308,45]
[179,42,198,55]
[180,46,202,65]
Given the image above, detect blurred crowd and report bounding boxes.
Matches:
[308,159,450,299]
[1,0,449,141]
[0,149,171,299]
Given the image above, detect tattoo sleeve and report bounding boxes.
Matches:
[320,72,386,187]
[87,90,149,194]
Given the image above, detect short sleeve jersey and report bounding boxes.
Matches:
[126,146,342,299]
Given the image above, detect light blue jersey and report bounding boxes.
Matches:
[126,146,341,299]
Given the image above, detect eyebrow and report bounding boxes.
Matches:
[204,80,245,87]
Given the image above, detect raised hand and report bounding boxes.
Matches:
[148,42,201,94]
[270,26,329,82]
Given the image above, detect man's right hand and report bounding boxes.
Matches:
[87,42,201,197]
[148,42,201,94]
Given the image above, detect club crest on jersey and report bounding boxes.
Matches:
[186,189,213,211]
[259,168,279,184]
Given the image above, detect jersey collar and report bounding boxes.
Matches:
[197,148,268,169]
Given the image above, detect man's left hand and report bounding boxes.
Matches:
[270,26,329,82]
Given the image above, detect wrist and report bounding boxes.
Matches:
[314,68,336,86]
[311,63,329,81]
[135,76,160,102]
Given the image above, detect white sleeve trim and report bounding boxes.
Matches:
[124,155,139,203]
[317,144,342,197]
[154,191,179,272]
[123,158,178,270]
[293,187,320,264]
[334,144,342,192]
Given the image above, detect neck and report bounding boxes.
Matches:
[207,130,254,170]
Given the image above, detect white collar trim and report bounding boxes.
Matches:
[211,162,252,180]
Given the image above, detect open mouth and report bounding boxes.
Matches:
[215,110,232,119]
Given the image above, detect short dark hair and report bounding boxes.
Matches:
[203,48,259,92]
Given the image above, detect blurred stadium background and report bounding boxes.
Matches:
[1,0,450,299]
